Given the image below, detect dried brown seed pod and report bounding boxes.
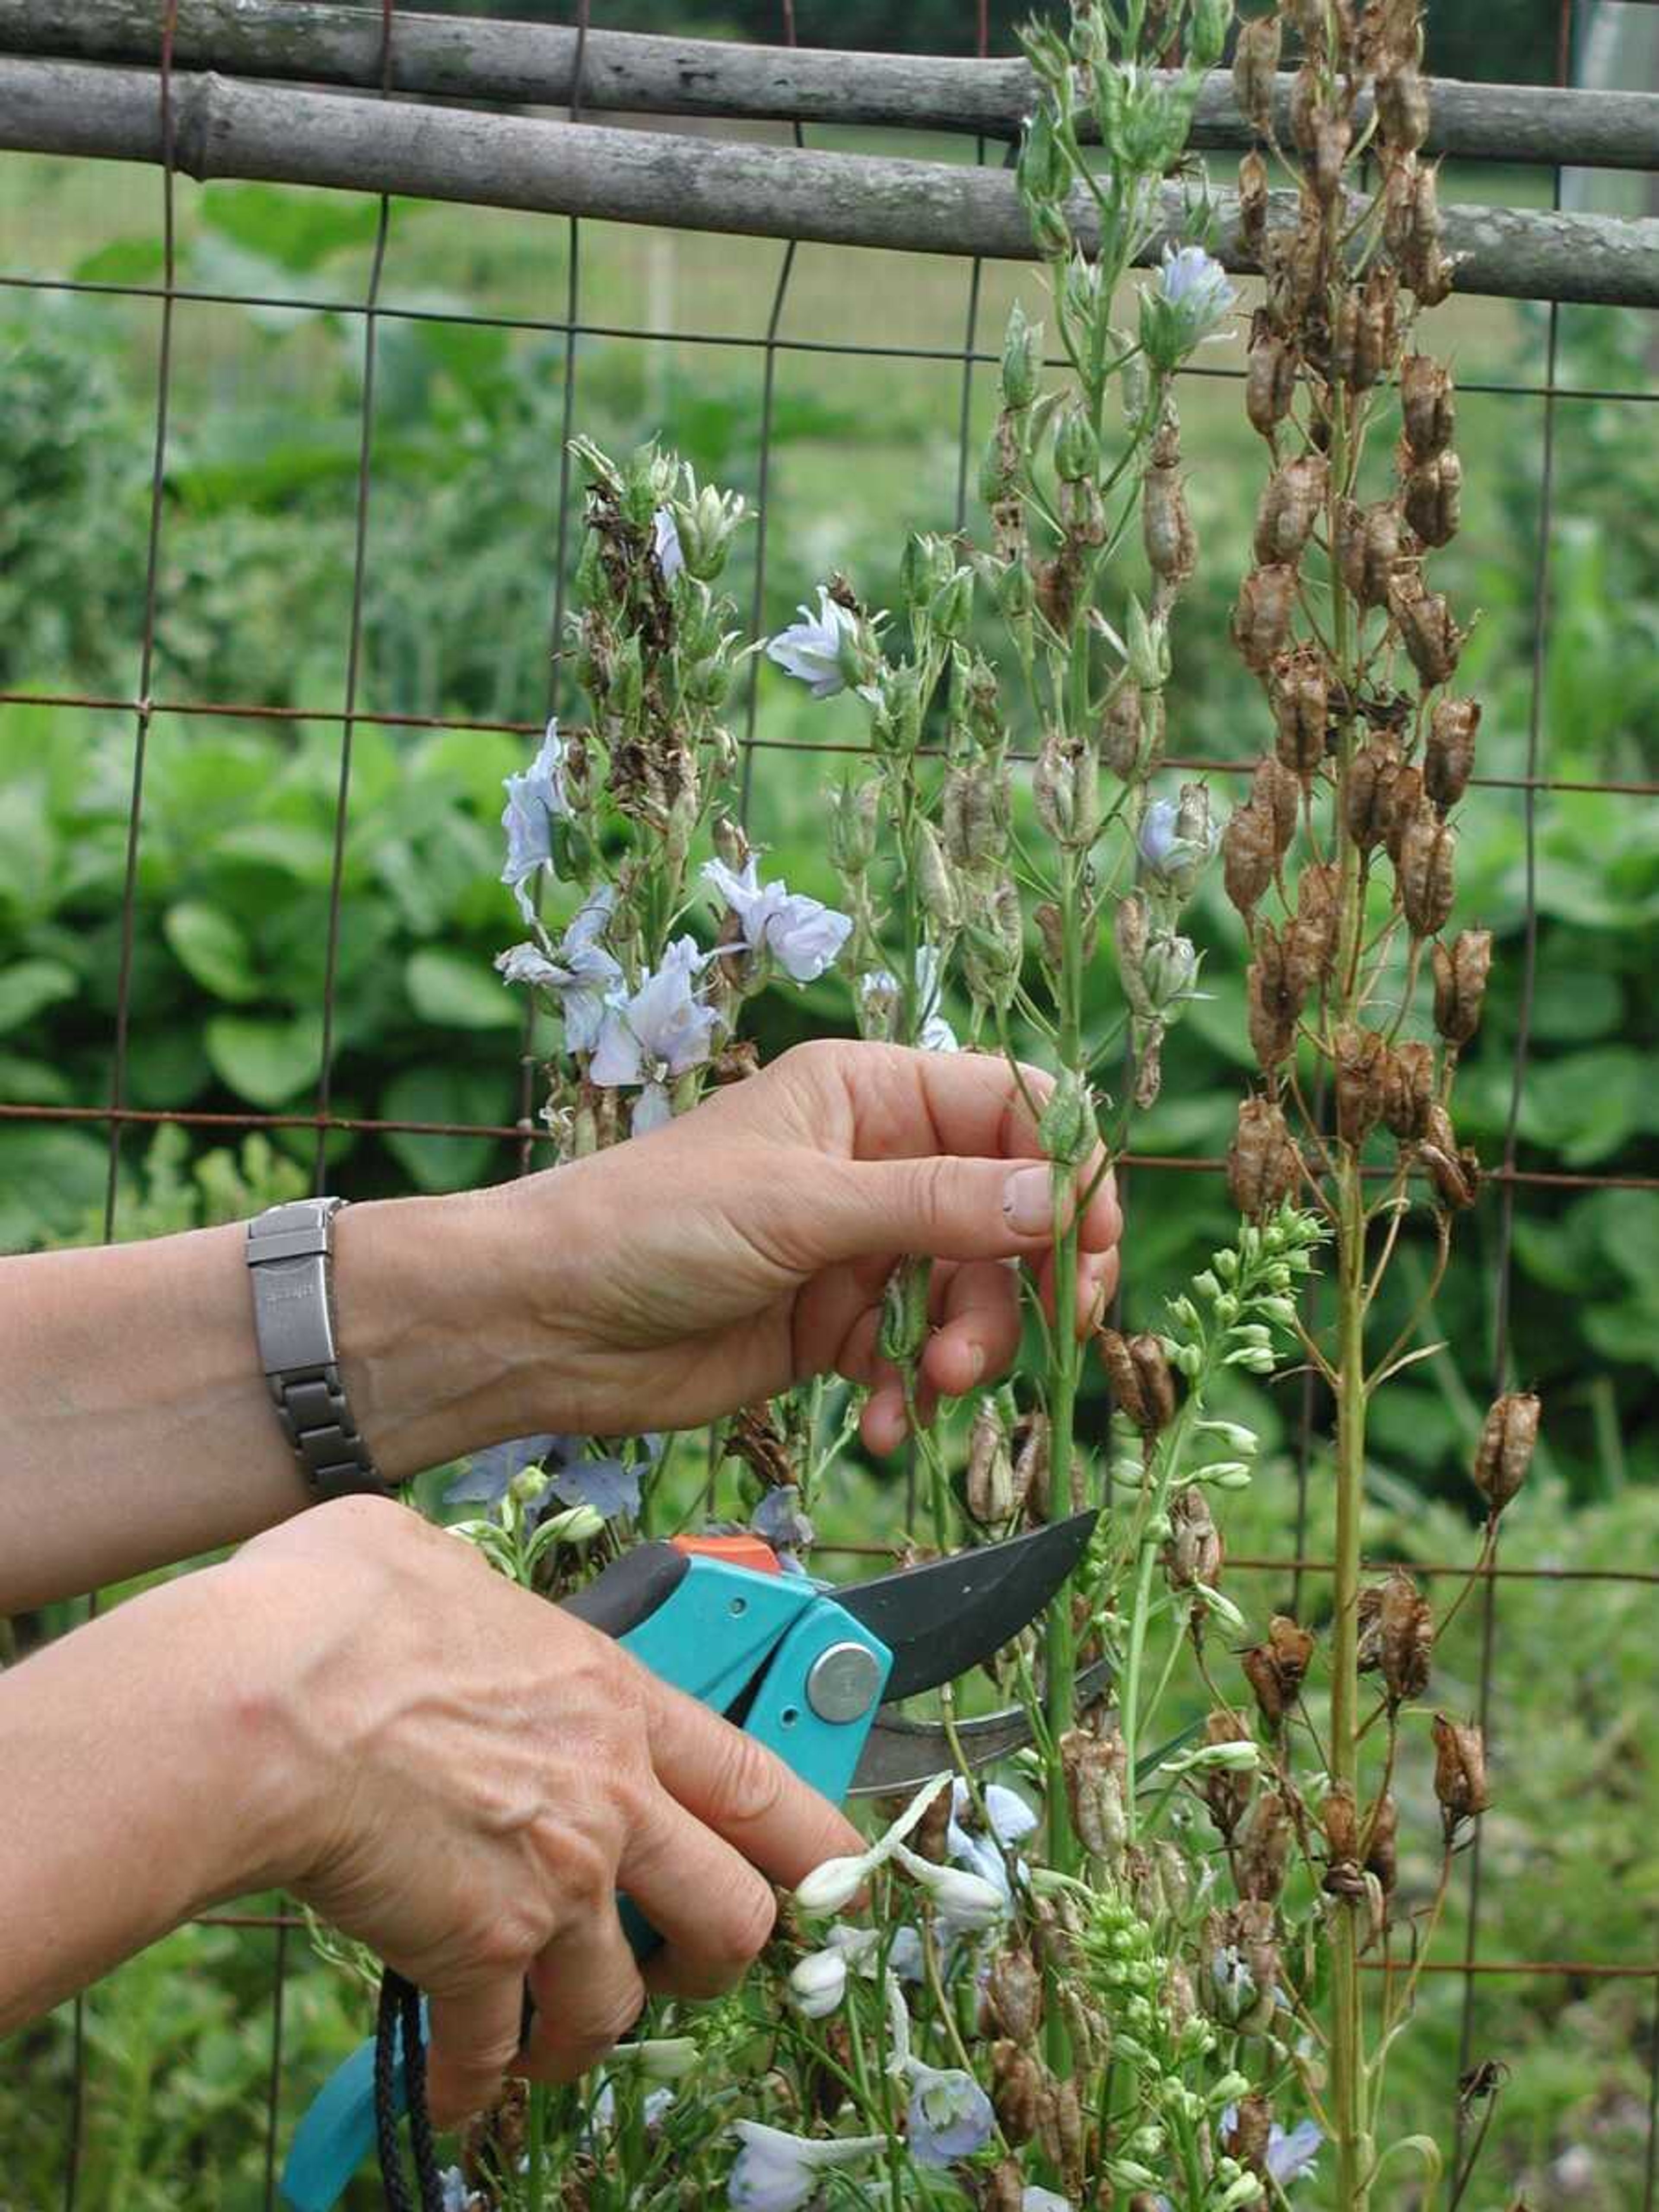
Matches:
[1314,114,1354,204]
[1100,680,1147,780]
[1432,1713,1491,1835]
[1232,564,1299,674]
[1039,2078,1085,2197]
[1432,927,1493,1046]
[1383,155,1418,267]
[1345,738,1403,852]
[1223,801,1278,915]
[1247,922,1304,1069]
[1130,1331,1177,1433]
[991,2042,1046,2145]
[966,1397,1015,1525]
[1365,1789,1399,1894]
[1335,1023,1388,1146]
[1321,1780,1360,1864]
[1243,1614,1316,1730]
[1201,1709,1256,1841]
[1239,150,1271,261]
[1246,315,1298,438]
[1381,1039,1436,1140]
[984,2158,1026,2212]
[1233,13,1283,133]
[1269,643,1329,775]
[1237,1789,1292,1904]
[1425,696,1481,811]
[1404,448,1463,549]
[1012,1409,1049,1521]
[1227,2091,1276,2180]
[1382,766,1427,864]
[1254,454,1329,568]
[1284,861,1340,998]
[1164,1485,1222,1592]
[1377,64,1431,153]
[1253,754,1301,858]
[1419,1100,1482,1209]
[1336,498,1404,610]
[1390,570,1465,686]
[986,1946,1045,2045]
[1406,164,1453,304]
[1332,269,1396,392]
[1397,809,1457,936]
[1062,1724,1128,1861]
[1144,460,1197,583]
[1400,352,1456,459]
[1472,1390,1541,1518]
[1357,1567,1434,1703]
[1227,1095,1302,1218]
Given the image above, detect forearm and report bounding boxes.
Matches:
[0,1566,283,2031]
[0,1182,574,1609]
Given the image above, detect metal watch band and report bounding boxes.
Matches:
[245,1198,388,1502]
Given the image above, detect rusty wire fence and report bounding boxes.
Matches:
[0,0,1655,2205]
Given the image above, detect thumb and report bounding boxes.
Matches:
[813,1153,1072,1268]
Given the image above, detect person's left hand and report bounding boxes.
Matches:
[482,1041,1121,1454]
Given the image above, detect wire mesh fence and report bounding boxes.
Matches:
[0,0,1654,2205]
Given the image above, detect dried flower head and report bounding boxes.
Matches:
[1241,1614,1316,1730]
[1246,315,1298,438]
[1254,454,1330,568]
[1285,861,1341,998]
[1062,1723,1128,1862]
[1472,1390,1541,1518]
[1143,457,1198,583]
[1390,569,1465,685]
[1096,1328,1177,1436]
[1419,1099,1483,1208]
[1269,644,1330,776]
[1321,1781,1360,1866]
[985,1945,1045,2045]
[1246,922,1304,1070]
[990,2043,1045,2146]
[1335,1023,1388,1146]
[1164,1484,1223,1592]
[1377,64,1431,153]
[1403,448,1462,549]
[1236,1788,1292,1904]
[1397,808,1457,936]
[1253,753,1302,858]
[1337,498,1404,610]
[1380,1039,1436,1141]
[1223,798,1278,915]
[1233,13,1283,132]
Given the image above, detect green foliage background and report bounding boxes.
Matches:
[0,54,1654,2212]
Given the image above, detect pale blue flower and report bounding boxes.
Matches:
[590,937,719,1131]
[727,2122,887,2212]
[859,944,958,1052]
[1024,2192,1073,2212]
[945,1777,1037,1901]
[766,587,861,699]
[496,885,622,1054]
[906,2063,996,2167]
[750,1484,815,1560]
[703,857,852,985]
[1219,2107,1323,2190]
[590,2081,675,2137]
[500,719,570,922]
[1139,244,1238,371]
[652,505,684,582]
[1138,797,1219,899]
[447,1433,660,1523]
[439,2168,472,2212]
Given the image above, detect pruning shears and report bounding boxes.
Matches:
[280,1512,1106,2212]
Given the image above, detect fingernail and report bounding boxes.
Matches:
[1003,1164,1053,1236]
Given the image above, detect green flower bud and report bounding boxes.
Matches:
[1000,302,1041,411]
[929,566,975,641]
[1027,197,1073,261]
[900,531,956,610]
[1189,0,1230,71]
[870,660,925,754]
[829,777,881,876]
[671,480,746,581]
[1017,103,1068,205]
[995,556,1035,624]
[1053,400,1100,483]
[878,1258,930,1366]
[914,820,962,929]
[1126,594,1170,690]
[1039,1070,1094,1167]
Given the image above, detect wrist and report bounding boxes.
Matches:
[330,1184,590,1477]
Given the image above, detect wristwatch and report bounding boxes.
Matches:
[245,1198,388,1501]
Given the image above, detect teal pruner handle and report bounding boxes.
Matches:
[280,1548,889,2211]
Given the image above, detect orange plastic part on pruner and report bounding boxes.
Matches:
[668,1532,784,1575]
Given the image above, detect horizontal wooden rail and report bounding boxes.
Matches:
[2,0,1657,172]
[1,62,1656,308]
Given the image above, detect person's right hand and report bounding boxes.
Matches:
[222,1494,859,2125]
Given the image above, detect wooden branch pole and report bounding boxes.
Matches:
[1,61,1655,309]
[2,0,1658,173]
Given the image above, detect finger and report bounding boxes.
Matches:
[793,1254,896,1381]
[637,1672,861,1886]
[426,1969,535,2127]
[835,1305,884,1387]
[804,1149,1111,1273]
[860,1367,938,1455]
[619,1788,778,2002]
[1036,1242,1121,1334]
[522,1905,646,2085]
[920,1259,1023,1398]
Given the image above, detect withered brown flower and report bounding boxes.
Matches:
[986,1946,1045,2044]
[1232,564,1299,674]
[1223,800,1278,915]
[1357,1567,1434,1703]
[1096,1328,1177,1436]
[1233,14,1283,133]
[1397,810,1458,936]
[1400,352,1457,458]
[1345,737,1403,852]
[1236,1788,1293,1904]
[1336,498,1404,610]
[1247,921,1305,1069]
[1242,1614,1316,1730]
[1254,454,1330,568]
[1163,1484,1223,1592]
[1390,570,1465,686]
[1246,315,1297,438]
[991,2042,1046,2145]
[1380,1039,1436,1141]
[1269,644,1329,775]
[1062,1724,1128,1861]
[1403,448,1462,549]
[1425,695,1481,811]
[1419,1100,1482,1209]
[1335,1023,1388,1146]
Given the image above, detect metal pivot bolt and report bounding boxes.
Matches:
[805,1640,884,1724]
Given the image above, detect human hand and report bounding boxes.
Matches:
[504,1040,1122,1453]
[224,1495,860,2123]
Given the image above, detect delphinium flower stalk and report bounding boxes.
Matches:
[1223,5,1542,2202]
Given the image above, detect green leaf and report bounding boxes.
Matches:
[405,948,518,1032]
[0,958,77,1036]
[163,904,262,1004]
[72,236,168,286]
[0,1052,73,1105]
[0,1127,108,1250]
[206,1014,324,1109]
[199,182,387,273]
[381,1065,507,1192]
